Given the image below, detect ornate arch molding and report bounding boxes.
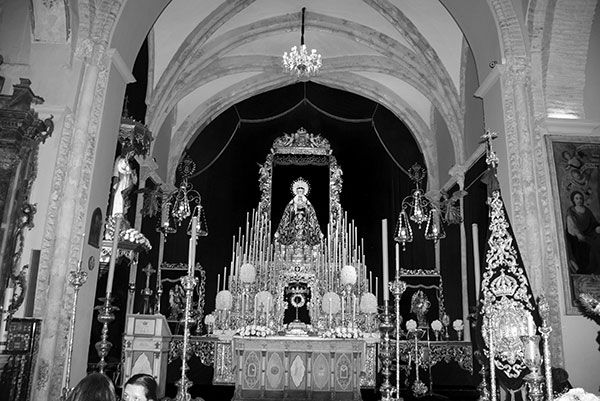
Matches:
[167,72,437,189]
[544,0,596,119]
[147,11,463,161]
[489,0,565,364]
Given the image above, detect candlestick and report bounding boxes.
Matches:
[106,214,122,297]
[382,219,389,301]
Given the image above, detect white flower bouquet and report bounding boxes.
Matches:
[321,292,341,314]
[406,319,417,332]
[452,319,464,331]
[239,263,256,283]
[359,292,378,314]
[215,290,233,310]
[431,319,442,340]
[555,388,600,401]
[237,324,274,337]
[120,227,152,250]
[321,326,362,339]
[340,265,357,286]
[204,313,215,325]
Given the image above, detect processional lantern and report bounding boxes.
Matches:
[394,163,446,250]
[161,156,208,237]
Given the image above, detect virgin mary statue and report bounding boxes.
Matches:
[275,178,323,246]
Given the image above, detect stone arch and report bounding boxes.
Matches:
[168,72,437,188]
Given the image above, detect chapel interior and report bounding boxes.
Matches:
[0,1,599,401]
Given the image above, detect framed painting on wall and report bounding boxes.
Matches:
[547,135,600,314]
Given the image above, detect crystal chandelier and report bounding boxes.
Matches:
[282,7,322,78]
[394,163,445,250]
[161,156,208,237]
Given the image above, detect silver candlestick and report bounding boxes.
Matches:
[390,279,406,400]
[175,274,197,401]
[537,295,554,401]
[61,260,88,400]
[378,301,395,401]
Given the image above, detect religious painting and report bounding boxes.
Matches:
[88,207,103,248]
[547,135,600,314]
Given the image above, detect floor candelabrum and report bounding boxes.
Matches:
[378,301,395,401]
[390,279,407,399]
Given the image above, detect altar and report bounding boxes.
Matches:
[228,336,376,400]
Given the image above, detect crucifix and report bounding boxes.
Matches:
[142,263,156,314]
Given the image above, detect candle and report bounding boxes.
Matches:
[217,274,221,294]
[188,216,198,276]
[223,266,227,290]
[382,219,389,301]
[527,313,536,336]
[369,271,372,293]
[472,223,481,296]
[106,214,122,297]
[254,294,258,324]
[352,294,356,326]
[375,277,379,302]
[395,243,400,278]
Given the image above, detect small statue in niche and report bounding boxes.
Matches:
[109,151,137,218]
[275,178,323,246]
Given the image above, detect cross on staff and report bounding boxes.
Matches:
[481,130,499,168]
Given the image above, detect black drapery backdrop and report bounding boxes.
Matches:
[160,82,441,314]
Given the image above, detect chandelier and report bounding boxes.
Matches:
[161,156,208,237]
[394,163,446,250]
[282,7,322,78]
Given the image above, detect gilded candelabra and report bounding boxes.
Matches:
[379,302,395,401]
[61,259,88,400]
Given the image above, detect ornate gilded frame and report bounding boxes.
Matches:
[257,127,343,231]
[546,134,600,314]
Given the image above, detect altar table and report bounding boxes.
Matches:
[220,335,377,400]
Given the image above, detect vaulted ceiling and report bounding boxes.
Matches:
[142,0,500,187]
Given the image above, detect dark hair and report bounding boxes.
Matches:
[570,190,584,204]
[124,374,158,401]
[66,373,116,401]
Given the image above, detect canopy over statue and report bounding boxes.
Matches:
[275,177,323,246]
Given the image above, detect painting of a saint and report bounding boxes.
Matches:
[549,136,600,313]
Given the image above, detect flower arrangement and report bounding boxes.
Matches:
[340,265,357,286]
[555,388,600,401]
[121,227,152,250]
[359,292,378,314]
[321,326,362,339]
[431,319,443,340]
[204,313,215,325]
[321,292,341,314]
[452,319,464,332]
[237,324,274,337]
[256,290,273,311]
[406,319,417,332]
[215,290,233,310]
[239,263,256,283]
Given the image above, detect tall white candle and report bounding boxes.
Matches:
[395,243,400,278]
[369,271,373,293]
[472,224,481,296]
[217,274,221,294]
[188,216,198,276]
[223,266,227,290]
[106,214,122,297]
[382,219,389,301]
[375,277,379,302]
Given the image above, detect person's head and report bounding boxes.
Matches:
[66,373,116,401]
[570,190,584,206]
[123,374,158,401]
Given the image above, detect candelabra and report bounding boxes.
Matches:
[61,260,88,400]
[390,279,407,399]
[537,295,554,401]
[394,164,446,250]
[175,274,197,401]
[94,296,117,373]
[378,302,395,401]
[410,328,428,397]
[521,335,544,401]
